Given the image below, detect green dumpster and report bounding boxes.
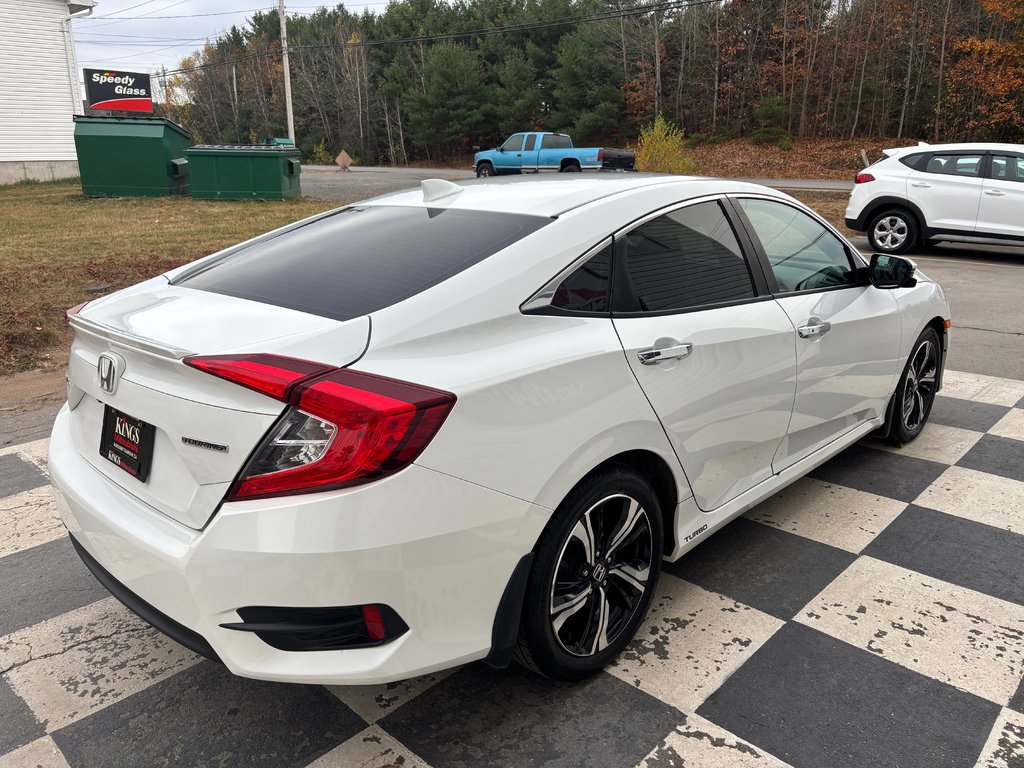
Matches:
[73,115,191,197]
[185,144,301,201]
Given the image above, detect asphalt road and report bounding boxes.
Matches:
[302,166,1023,380]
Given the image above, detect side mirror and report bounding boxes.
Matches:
[868,253,917,289]
[497,146,505,152]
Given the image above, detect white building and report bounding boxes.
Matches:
[0,0,96,184]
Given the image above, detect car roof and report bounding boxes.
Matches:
[887,142,1024,156]
[360,174,782,217]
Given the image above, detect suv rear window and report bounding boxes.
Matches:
[176,206,551,321]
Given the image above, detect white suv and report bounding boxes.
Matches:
[845,142,1024,254]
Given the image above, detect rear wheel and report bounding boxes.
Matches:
[476,162,494,178]
[886,327,941,445]
[868,209,917,254]
[515,466,662,680]
[560,162,581,173]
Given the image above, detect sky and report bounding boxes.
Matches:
[72,0,375,76]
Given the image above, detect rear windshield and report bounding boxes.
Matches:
[175,206,551,321]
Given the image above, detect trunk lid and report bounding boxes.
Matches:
[66,277,370,529]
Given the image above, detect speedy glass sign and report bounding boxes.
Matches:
[83,68,153,113]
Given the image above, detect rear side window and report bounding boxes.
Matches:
[922,154,983,177]
[524,134,537,151]
[177,207,551,321]
[899,153,927,170]
[991,155,1024,182]
[551,243,612,313]
[541,134,572,150]
[620,201,755,312]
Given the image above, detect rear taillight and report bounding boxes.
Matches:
[855,172,875,184]
[184,354,456,500]
[598,148,605,161]
[66,301,89,323]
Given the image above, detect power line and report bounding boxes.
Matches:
[161,0,719,75]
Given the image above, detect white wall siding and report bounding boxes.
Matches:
[0,0,80,163]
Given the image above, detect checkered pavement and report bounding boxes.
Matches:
[2,369,1023,768]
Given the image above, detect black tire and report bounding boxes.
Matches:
[515,465,663,681]
[476,162,494,178]
[886,327,941,445]
[868,208,917,254]
[560,162,581,173]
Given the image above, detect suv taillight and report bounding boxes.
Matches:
[184,354,456,500]
[855,172,875,184]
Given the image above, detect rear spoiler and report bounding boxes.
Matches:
[882,141,930,158]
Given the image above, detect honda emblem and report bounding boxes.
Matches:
[97,353,120,394]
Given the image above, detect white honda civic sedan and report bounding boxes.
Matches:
[50,174,950,684]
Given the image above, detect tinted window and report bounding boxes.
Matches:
[621,201,755,312]
[922,153,983,177]
[991,155,1024,182]
[551,244,611,313]
[177,207,551,321]
[542,134,572,150]
[524,134,537,151]
[899,153,927,170]
[501,134,525,151]
[739,198,858,293]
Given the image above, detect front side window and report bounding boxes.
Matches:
[738,198,858,293]
[501,134,525,152]
[991,155,1024,182]
[922,154,983,177]
[619,201,755,312]
[550,244,612,313]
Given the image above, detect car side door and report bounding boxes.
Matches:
[494,133,526,172]
[610,198,798,512]
[977,153,1024,237]
[906,152,985,232]
[520,133,540,172]
[732,196,903,471]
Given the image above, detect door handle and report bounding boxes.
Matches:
[637,343,692,365]
[911,181,931,188]
[798,319,832,338]
[984,189,1006,196]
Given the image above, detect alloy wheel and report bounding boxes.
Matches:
[549,494,653,657]
[902,338,939,431]
[873,216,909,250]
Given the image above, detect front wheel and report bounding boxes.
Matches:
[515,466,663,681]
[476,162,494,178]
[868,209,917,254]
[886,327,941,445]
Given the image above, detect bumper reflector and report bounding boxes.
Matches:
[220,604,408,651]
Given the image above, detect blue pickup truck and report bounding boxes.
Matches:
[474,132,636,177]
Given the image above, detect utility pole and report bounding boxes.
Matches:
[278,0,295,142]
[161,65,171,121]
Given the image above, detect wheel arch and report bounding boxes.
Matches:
[860,196,928,235]
[537,448,682,558]
[559,158,582,172]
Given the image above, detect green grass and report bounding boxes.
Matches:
[0,181,336,374]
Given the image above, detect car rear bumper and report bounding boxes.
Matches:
[49,403,541,684]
